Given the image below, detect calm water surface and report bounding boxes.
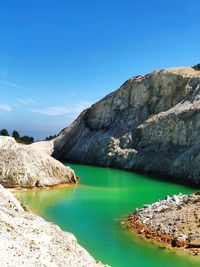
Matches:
[16,164,200,267]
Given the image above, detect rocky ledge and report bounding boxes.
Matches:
[0,184,107,266]
[126,193,200,256]
[0,136,76,188]
[53,65,200,186]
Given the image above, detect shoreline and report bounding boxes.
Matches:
[0,184,107,267]
[125,213,173,248]
[124,194,200,257]
[64,160,200,189]
[125,214,200,256]
[9,176,80,193]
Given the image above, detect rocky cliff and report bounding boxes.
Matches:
[0,184,107,266]
[54,65,200,186]
[0,136,76,188]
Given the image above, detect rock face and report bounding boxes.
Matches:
[0,184,107,266]
[0,136,76,188]
[54,66,200,186]
[126,193,200,256]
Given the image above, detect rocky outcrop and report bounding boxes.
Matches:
[54,66,200,186]
[30,140,54,155]
[0,184,107,266]
[0,136,76,188]
[126,193,200,256]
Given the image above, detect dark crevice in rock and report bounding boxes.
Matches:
[35,181,40,187]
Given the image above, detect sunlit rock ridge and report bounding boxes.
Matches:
[54,65,200,186]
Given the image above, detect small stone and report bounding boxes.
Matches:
[172,237,187,247]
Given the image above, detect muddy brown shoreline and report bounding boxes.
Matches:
[124,195,200,257]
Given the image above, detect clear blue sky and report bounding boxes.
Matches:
[0,0,199,139]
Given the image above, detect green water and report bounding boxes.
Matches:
[16,164,200,267]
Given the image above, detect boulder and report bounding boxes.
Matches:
[0,136,76,188]
[172,235,187,247]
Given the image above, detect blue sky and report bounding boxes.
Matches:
[0,0,199,139]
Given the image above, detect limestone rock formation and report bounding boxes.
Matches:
[30,139,54,155]
[54,66,200,185]
[0,184,107,266]
[0,136,76,188]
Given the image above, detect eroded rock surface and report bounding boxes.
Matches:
[0,184,107,266]
[0,136,76,188]
[54,66,200,185]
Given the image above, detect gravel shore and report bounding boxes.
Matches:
[125,193,200,256]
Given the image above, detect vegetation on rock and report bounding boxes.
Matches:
[0,129,9,136]
[45,134,57,141]
[0,129,34,144]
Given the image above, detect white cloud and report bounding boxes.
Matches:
[17,98,29,105]
[0,80,33,92]
[28,107,70,116]
[0,103,12,112]
[17,98,35,105]
[28,101,91,116]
